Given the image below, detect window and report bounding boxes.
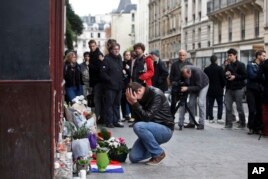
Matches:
[185,31,188,50]
[132,13,135,22]
[192,14,195,22]
[83,40,86,48]
[228,17,232,42]
[131,24,135,33]
[208,25,211,47]
[218,22,222,43]
[192,29,195,49]
[97,33,101,38]
[198,28,201,48]
[91,33,93,38]
[198,11,201,21]
[255,10,260,37]
[241,14,245,40]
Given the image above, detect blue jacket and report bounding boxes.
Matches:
[246,60,264,92]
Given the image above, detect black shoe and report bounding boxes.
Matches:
[97,117,105,124]
[184,123,195,128]
[129,123,134,127]
[179,126,183,131]
[113,122,124,128]
[196,125,204,130]
[106,123,114,128]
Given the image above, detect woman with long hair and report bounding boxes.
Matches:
[64,51,84,103]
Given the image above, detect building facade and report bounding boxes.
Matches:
[136,0,149,51]
[149,0,182,61]
[111,0,137,54]
[181,0,213,68]
[76,14,110,63]
[207,0,266,65]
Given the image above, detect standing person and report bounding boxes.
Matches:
[204,55,225,122]
[131,43,154,86]
[121,50,132,122]
[224,48,247,129]
[64,51,84,103]
[88,40,104,121]
[179,66,209,130]
[100,43,124,128]
[247,50,266,134]
[126,82,174,165]
[169,49,192,118]
[262,58,268,135]
[80,52,92,99]
[150,49,169,92]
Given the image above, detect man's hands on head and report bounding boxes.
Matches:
[125,88,138,105]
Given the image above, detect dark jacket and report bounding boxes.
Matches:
[204,63,225,97]
[100,53,123,91]
[225,60,247,90]
[89,48,103,87]
[80,62,90,86]
[247,60,264,92]
[64,62,83,88]
[152,59,169,92]
[262,60,268,104]
[185,65,209,93]
[123,60,132,90]
[169,60,192,83]
[132,86,175,130]
[131,55,154,86]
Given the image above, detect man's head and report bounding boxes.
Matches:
[150,49,160,61]
[210,55,218,64]
[178,49,187,62]
[83,52,90,62]
[133,43,145,57]
[255,50,266,62]
[110,43,120,56]
[106,39,117,51]
[127,82,145,100]
[227,48,238,63]
[181,66,192,79]
[88,39,97,52]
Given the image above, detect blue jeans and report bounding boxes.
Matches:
[65,85,83,102]
[129,122,173,163]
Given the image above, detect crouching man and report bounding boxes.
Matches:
[125,82,174,165]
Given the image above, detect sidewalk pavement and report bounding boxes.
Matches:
[89,104,268,179]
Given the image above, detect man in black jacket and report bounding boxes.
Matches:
[150,49,169,92]
[100,43,124,128]
[126,82,174,165]
[224,48,247,129]
[88,40,104,121]
[169,49,192,117]
[204,55,225,122]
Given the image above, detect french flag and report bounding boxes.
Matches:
[90,160,124,173]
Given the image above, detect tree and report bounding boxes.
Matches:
[65,0,84,50]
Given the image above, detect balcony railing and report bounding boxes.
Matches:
[207,0,243,14]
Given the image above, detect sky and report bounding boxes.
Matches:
[69,0,138,16]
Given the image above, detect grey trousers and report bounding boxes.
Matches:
[224,89,246,126]
[179,85,209,126]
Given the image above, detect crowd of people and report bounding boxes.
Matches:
[63,39,268,165]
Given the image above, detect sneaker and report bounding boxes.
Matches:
[129,123,134,127]
[235,124,245,130]
[196,125,204,130]
[184,123,195,128]
[128,118,135,123]
[113,122,124,128]
[146,152,166,166]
